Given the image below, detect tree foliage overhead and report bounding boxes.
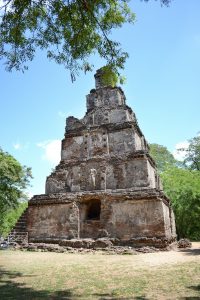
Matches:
[0,0,135,80]
[143,0,171,5]
[0,0,171,80]
[0,147,32,216]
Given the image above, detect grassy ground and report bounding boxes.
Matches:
[0,245,200,300]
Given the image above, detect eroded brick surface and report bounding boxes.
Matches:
[27,69,176,247]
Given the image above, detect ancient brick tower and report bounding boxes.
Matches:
[27,69,176,247]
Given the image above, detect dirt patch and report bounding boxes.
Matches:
[137,242,200,267]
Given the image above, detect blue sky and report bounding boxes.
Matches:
[1,0,200,197]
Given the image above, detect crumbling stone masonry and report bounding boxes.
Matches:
[27,69,176,247]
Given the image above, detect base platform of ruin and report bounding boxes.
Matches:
[27,189,176,248]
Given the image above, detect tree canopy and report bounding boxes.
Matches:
[0,0,171,80]
[179,134,200,171]
[161,167,200,240]
[0,148,32,216]
[149,143,177,173]
[149,138,200,240]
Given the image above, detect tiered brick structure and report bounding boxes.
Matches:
[27,69,176,247]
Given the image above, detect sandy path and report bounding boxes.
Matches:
[137,242,200,267]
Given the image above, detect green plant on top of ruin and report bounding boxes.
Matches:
[101,65,126,87]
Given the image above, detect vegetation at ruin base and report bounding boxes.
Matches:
[0,249,200,299]
[0,0,171,81]
[150,134,200,241]
[0,202,28,238]
[162,168,200,240]
[0,148,31,237]
[181,134,200,171]
[149,143,178,173]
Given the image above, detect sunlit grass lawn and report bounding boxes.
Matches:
[0,249,200,299]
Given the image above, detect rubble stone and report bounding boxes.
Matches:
[177,239,192,248]
[93,238,113,249]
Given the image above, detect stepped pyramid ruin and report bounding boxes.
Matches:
[13,69,176,248]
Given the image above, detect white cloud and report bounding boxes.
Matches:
[13,143,22,150]
[37,139,61,165]
[13,142,29,151]
[173,141,189,161]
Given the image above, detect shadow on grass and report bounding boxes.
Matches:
[179,248,200,256]
[0,268,78,300]
[181,284,200,300]
[93,293,148,300]
[182,298,200,300]
[0,268,149,300]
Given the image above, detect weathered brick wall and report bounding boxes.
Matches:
[28,203,79,241]
[46,84,154,194]
[46,157,157,194]
[28,190,175,244]
[103,199,167,240]
[27,69,176,246]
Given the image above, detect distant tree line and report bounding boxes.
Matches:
[150,134,200,240]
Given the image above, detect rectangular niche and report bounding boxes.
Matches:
[84,199,101,221]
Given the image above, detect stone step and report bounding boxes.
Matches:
[15,221,26,225]
[15,221,26,226]
[9,230,28,233]
[10,231,27,235]
[18,216,27,221]
[11,227,26,232]
[7,207,28,244]
[14,222,26,227]
[11,226,27,231]
[14,229,26,233]
[11,230,26,235]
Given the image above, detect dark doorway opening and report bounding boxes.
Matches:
[86,199,101,220]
